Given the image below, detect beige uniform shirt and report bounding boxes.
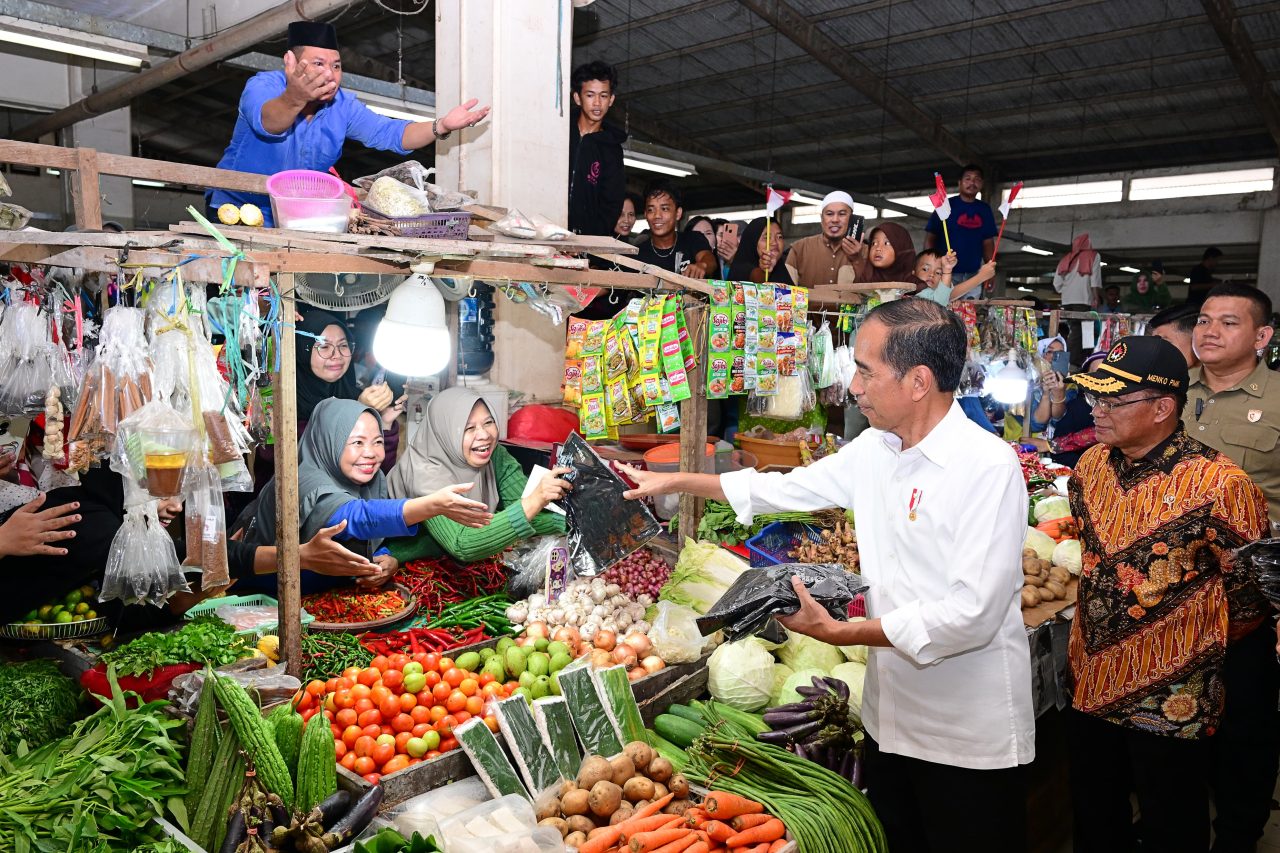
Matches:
[785,234,858,287]
[1184,360,1280,527]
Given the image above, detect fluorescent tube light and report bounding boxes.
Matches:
[623,150,697,177]
[704,209,768,222]
[365,104,434,123]
[0,16,147,67]
[789,191,826,206]
[358,92,434,124]
[46,168,59,176]
[1184,278,1191,284]
[879,195,934,218]
[1130,167,1274,200]
[1004,180,1123,209]
[1017,286,1033,293]
[1119,266,1140,273]
[1021,245,1053,256]
[132,179,166,188]
[791,201,878,225]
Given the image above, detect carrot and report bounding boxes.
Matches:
[684,807,708,825]
[726,818,786,848]
[702,821,736,843]
[630,827,693,852]
[619,815,685,840]
[649,835,699,853]
[767,840,788,853]
[703,792,765,820]
[685,843,711,853]
[730,814,774,831]
[579,795,678,853]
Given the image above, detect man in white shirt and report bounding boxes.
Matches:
[621,298,1035,852]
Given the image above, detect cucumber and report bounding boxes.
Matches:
[646,730,689,774]
[665,703,705,725]
[653,713,705,749]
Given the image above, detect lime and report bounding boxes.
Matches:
[73,602,89,615]
[84,610,97,620]
[37,604,53,620]
[54,611,73,624]
[79,585,95,599]
[51,604,65,615]
[64,589,83,607]
[72,614,86,622]
[23,610,37,622]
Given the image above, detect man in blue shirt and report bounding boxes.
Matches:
[924,164,997,299]
[210,21,490,225]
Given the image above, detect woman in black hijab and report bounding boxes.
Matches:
[728,217,794,285]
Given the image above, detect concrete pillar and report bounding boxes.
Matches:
[1257,206,1280,310]
[436,0,573,402]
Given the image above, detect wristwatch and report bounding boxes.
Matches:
[432,118,451,141]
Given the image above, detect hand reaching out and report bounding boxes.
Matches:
[522,467,572,518]
[777,576,839,644]
[440,99,491,134]
[977,259,998,282]
[427,483,493,528]
[299,520,379,577]
[356,554,398,589]
[0,494,79,558]
[616,463,676,500]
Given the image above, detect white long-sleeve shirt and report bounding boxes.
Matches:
[1052,263,1102,305]
[720,403,1035,769]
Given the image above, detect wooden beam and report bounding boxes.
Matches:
[70,148,102,230]
[436,258,669,291]
[0,139,269,194]
[735,0,990,171]
[274,275,302,679]
[0,242,270,286]
[594,253,715,296]
[1200,0,1280,150]
[677,302,709,542]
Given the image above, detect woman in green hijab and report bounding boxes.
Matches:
[232,397,492,594]
[1123,261,1173,313]
[387,388,569,564]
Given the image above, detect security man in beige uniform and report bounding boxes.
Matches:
[1184,282,1279,853]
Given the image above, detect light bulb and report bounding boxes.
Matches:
[986,360,1031,405]
[373,274,452,377]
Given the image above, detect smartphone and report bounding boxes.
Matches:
[1049,350,1071,377]
[0,416,30,459]
[847,215,865,242]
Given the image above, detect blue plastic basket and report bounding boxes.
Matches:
[184,593,313,636]
[745,521,824,567]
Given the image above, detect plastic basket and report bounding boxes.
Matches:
[364,206,471,239]
[745,521,824,567]
[184,593,313,636]
[266,169,345,199]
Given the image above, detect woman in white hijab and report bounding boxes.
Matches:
[387,388,569,564]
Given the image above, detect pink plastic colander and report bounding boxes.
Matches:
[266,169,350,233]
[266,169,345,199]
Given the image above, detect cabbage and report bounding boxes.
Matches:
[1033,495,1071,523]
[707,638,776,711]
[830,662,867,715]
[768,663,795,706]
[1052,538,1082,575]
[1024,527,1056,561]
[776,668,827,706]
[776,629,844,673]
[660,538,750,615]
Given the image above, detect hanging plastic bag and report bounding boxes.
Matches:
[695,562,869,643]
[182,465,230,590]
[810,321,837,389]
[649,601,705,664]
[1234,538,1280,611]
[101,502,190,607]
[749,371,816,421]
[503,534,571,601]
[553,433,662,577]
[113,400,198,499]
[66,306,153,470]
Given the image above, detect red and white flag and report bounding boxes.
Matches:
[928,173,951,221]
[998,180,1024,218]
[765,187,793,215]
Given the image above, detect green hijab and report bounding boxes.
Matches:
[242,398,388,548]
[387,387,501,511]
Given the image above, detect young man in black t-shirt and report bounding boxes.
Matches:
[634,180,716,278]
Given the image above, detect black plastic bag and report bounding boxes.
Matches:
[696,562,868,643]
[1235,538,1280,610]
[554,432,662,576]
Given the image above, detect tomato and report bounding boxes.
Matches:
[481,682,503,698]
[342,667,362,683]
[332,689,354,710]
[323,709,335,722]
[398,692,417,713]
[483,714,499,733]
[377,695,399,720]
[429,705,447,723]
[371,742,395,766]
[411,652,430,667]
[445,690,467,713]
[422,653,441,672]
[331,723,344,741]
[431,682,451,703]
[379,725,393,737]
[306,679,327,696]
[453,711,471,725]
[411,722,431,738]
[370,685,392,706]
[354,698,375,715]
[335,708,358,729]
[362,723,382,739]
[395,731,414,752]
[388,653,411,672]
[353,756,375,776]
[465,695,484,716]
[439,736,458,753]
[357,667,382,688]
[435,715,458,736]
[362,772,381,785]
[382,754,410,776]
[425,750,441,760]
[340,751,357,770]
[333,739,347,758]
[402,672,427,694]
[424,670,442,688]
[370,655,390,672]
[458,678,478,697]
[410,705,432,724]
[341,725,363,749]
[405,736,429,758]
[376,733,396,747]
[354,735,377,758]
[415,691,435,710]
[381,669,404,692]
[504,681,519,693]
[357,709,383,728]
[442,667,463,688]
[391,713,415,734]
[478,673,495,687]
[421,729,441,750]
[325,677,341,694]
[301,707,317,724]
[438,657,455,672]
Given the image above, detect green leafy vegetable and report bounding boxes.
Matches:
[100,613,255,676]
[672,499,818,546]
[354,828,444,853]
[659,537,749,614]
[0,659,80,754]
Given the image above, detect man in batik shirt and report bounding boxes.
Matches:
[1066,335,1268,853]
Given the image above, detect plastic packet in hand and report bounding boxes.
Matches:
[695,562,868,643]
[1234,538,1280,610]
[649,601,704,664]
[504,534,571,600]
[554,432,661,577]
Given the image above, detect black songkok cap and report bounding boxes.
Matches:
[287,21,339,50]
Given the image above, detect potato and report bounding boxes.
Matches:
[1049,567,1071,585]
[631,799,650,810]
[567,815,596,835]
[663,798,694,816]
[624,740,654,771]
[1023,547,1037,558]
[538,817,569,837]
[1021,587,1040,609]
[609,807,635,826]
[1022,557,1040,574]
[534,795,561,822]
[652,782,669,801]
[1024,573,1044,588]
[565,831,588,849]
[1037,586,1055,602]
[589,780,623,818]
[577,755,612,789]
[559,779,578,797]
[561,788,591,816]
[647,756,674,784]
[1045,580,1066,599]
[668,773,690,799]
[623,777,656,802]
[609,754,636,786]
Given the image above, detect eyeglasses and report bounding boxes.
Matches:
[314,341,351,359]
[1083,392,1163,413]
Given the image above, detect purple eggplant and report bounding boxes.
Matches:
[758,728,799,746]
[794,741,809,761]
[851,754,864,789]
[780,718,824,742]
[762,708,820,728]
[767,700,820,715]
[795,684,826,698]
[820,676,850,702]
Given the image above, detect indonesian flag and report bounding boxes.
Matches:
[928,173,951,220]
[999,180,1024,218]
[765,187,793,215]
